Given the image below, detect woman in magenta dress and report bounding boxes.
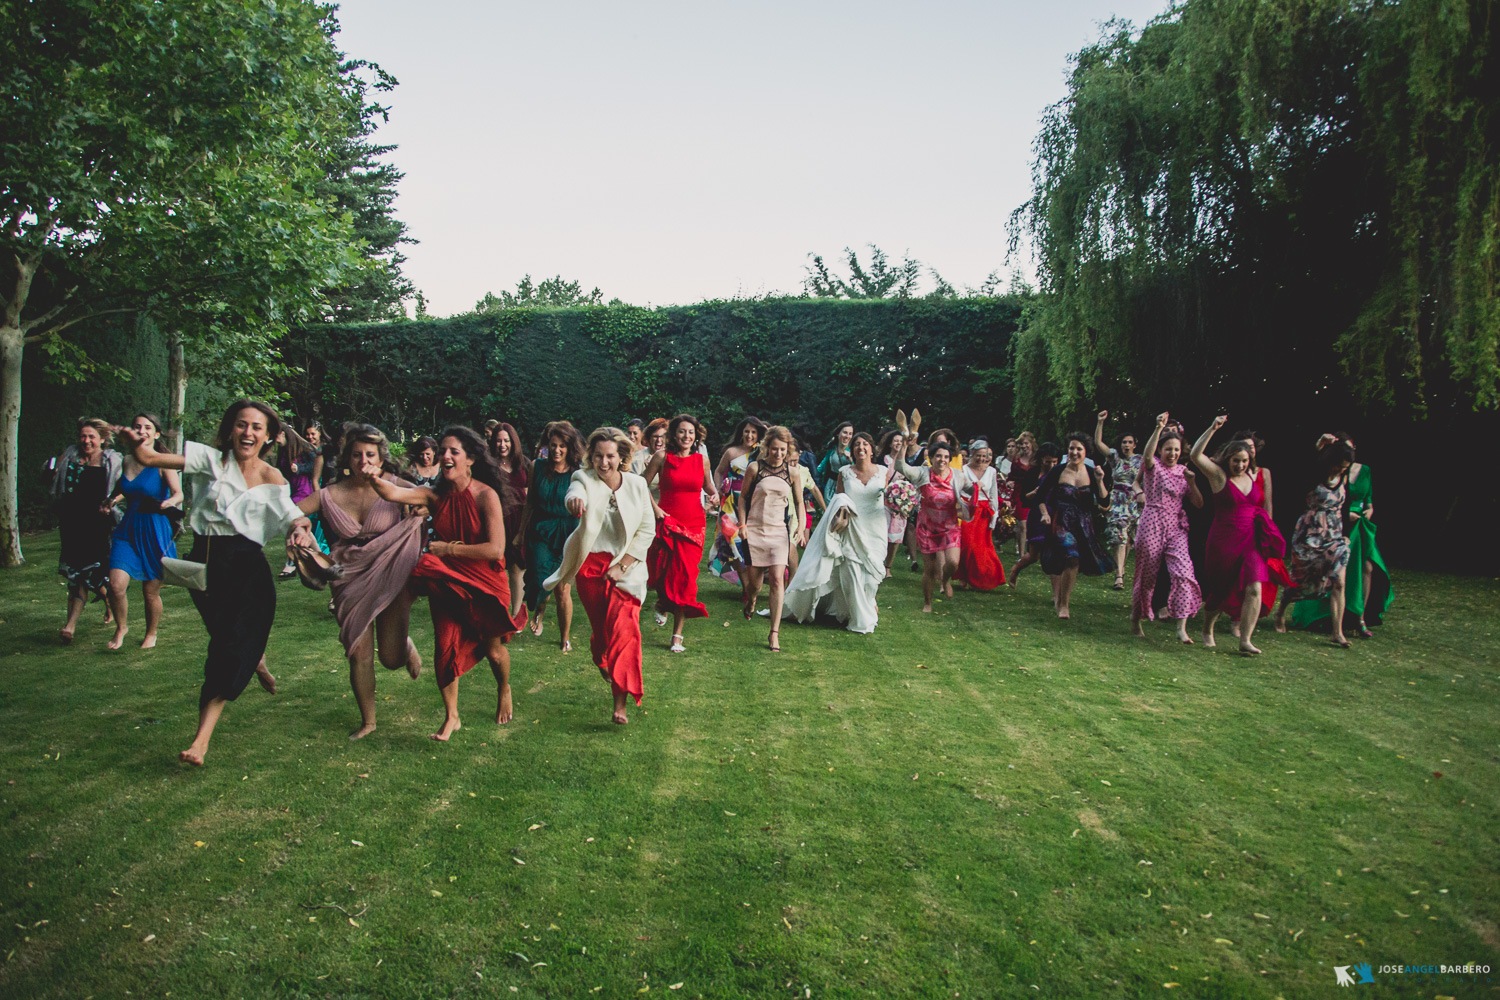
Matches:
[1190,415,1292,654]
[371,426,520,741]
[894,439,967,613]
[643,414,720,652]
[1130,412,1204,643]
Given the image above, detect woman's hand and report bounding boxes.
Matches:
[1097,409,1109,422]
[1040,509,1051,526]
[652,503,667,520]
[705,492,720,511]
[360,454,383,479]
[606,563,626,583]
[1212,414,1227,430]
[1156,411,1169,428]
[566,496,585,518]
[796,527,808,547]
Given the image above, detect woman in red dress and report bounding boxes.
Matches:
[372,426,521,740]
[1190,415,1292,655]
[643,414,719,652]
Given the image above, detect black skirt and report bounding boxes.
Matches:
[186,533,276,706]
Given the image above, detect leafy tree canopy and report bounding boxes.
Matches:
[474,275,609,312]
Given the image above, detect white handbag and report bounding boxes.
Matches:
[161,536,210,590]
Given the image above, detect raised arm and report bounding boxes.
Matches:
[1189,415,1228,493]
[892,449,928,485]
[121,427,187,471]
[1093,409,1111,463]
[1139,412,1169,475]
[368,469,437,508]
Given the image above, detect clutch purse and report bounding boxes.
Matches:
[161,554,208,590]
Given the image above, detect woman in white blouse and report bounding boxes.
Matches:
[124,400,301,766]
[544,427,656,725]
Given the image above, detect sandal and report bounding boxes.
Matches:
[1112,578,1125,591]
[1356,622,1374,639]
[654,611,668,627]
[1330,637,1352,648]
[768,628,780,653]
[670,634,685,653]
[561,638,572,654]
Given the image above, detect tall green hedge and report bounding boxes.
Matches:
[282,297,1023,450]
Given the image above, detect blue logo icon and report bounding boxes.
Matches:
[1354,963,1375,984]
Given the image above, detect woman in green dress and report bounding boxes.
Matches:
[522,421,585,651]
[1289,432,1392,637]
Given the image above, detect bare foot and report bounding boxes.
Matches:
[1330,636,1351,648]
[1130,617,1145,637]
[103,608,114,625]
[612,709,629,725]
[496,684,513,725]
[943,582,954,598]
[139,633,157,649]
[58,628,74,646]
[179,746,205,766]
[256,665,277,695]
[405,641,423,680]
[921,604,934,614]
[1057,609,1070,620]
[1273,615,1287,634]
[349,723,377,740]
[1230,622,1241,638]
[1238,641,1261,656]
[561,638,572,654]
[1177,630,1195,645]
[1202,631,1216,648]
[107,627,128,650]
[884,567,892,578]
[430,716,461,741]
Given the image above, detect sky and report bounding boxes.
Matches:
[331,1,1171,316]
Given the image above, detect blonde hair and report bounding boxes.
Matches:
[762,425,796,456]
[586,425,635,467]
[76,417,111,438]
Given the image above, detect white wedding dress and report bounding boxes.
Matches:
[785,463,890,633]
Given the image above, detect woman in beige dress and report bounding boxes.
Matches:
[736,426,807,651]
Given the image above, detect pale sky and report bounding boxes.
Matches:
[332,1,1170,316]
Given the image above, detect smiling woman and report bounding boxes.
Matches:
[123,399,303,767]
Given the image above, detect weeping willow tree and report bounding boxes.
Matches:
[1010,0,1499,429]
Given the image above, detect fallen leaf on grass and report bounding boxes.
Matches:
[141,934,156,943]
[1163,983,1180,988]
[1071,829,1080,838]
[1394,910,1409,918]
[193,841,206,848]
[430,890,443,897]
[358,773,369,778]
[513,858,526,865]
[528,823,545,831]
[351,840,364,847]
[1213,938,1233,945]
[669,985,683,991]
[724,811,736,816]
[1253,913,1270,919]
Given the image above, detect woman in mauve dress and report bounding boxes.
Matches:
[1130,412,1203,643]
[1190,415,1292,655]
[544,427,656,725]
[370,426,521,741]
[643,414,719,653]
[290,424,425,740]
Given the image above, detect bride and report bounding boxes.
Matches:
[785,431,890,633]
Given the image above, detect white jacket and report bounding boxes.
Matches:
[543,468,656,602]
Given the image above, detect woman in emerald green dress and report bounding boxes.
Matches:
[522,421,585,652]
[1289,432,1392,637]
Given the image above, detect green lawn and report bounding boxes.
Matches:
[0,529,1496,999]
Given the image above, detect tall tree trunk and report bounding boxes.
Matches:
[0,325,26,566]
[167,330,187,454]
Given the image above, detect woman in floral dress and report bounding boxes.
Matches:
[1094,410,1142,590]
[1274,441,1355,646]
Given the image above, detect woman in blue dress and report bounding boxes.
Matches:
[106,413,183,649]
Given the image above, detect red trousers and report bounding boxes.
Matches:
[575,551,644,705]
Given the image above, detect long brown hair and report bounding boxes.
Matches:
[214,399,282,458]
[538,420,586,471]
[130,412,170,453]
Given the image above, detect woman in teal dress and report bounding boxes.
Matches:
[522,421,584,651]
[1289,433,1392,637]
